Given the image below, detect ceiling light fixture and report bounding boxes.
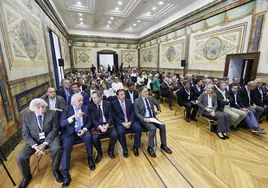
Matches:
[133,24,136,26]
[115,7,119,10]
[159,1,163,5]
[118,1,122,5]
[147,12,151,15]
[107,25,110,27]
[110,17,114,19]
[152,7,156,10]
[80,22,83,24]
[137,20,141,22]
[130,27,132,29]
[108,21,111,23]
[77,2,81,5]
[80,18,83,21]
[79,13,82,16]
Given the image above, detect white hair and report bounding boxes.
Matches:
[247,81,256,86]
[29,98,47,111]
[71,93,83,105]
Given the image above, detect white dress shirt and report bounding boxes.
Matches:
[112,82,123,92]
[48,97,56,109]
[207,95,213,108]
[128,90,134,103]
[98,101,107,123]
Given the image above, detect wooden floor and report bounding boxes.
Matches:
[1,104,268,188]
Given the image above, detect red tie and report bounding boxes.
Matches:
[121,101,128,123]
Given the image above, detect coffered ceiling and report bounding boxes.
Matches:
[50,0,215,38]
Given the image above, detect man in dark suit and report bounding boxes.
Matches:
[264,83,268,105]
[17,98,62,188]
[223,77,231,92]
[238,81,264,121]
[230,77,242,89]
[178,80,198,122]
[69,82,90,106]
[90,90,118,163]
[191,78,204,99]
[56,79,71,104]
[160,78,175,110]
[125,82,139,104]
[112,89,142,158]
[45,87,65,111]
[252,79,268,121]
[134,86,172,158]
[60,93,95,187]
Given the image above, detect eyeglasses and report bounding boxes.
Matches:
[48,91,56,93]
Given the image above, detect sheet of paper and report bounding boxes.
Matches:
[148,118,163,125]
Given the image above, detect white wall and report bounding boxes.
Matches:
[228,58,243,81]
[99,54,114,70]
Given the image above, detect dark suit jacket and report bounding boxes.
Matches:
[112,99,135,124]
[68,91,90,106]
[178,87,197,104]
[230,83,242,89]
[44,95,66,110]
[60,105,91,140]
[22,110,59,147]
[89,100,113,127]
[238,86,253,108]
[56,87,70,102]
[216,90,233,111]
[191,85,204,98]
[252,87,264,107]
[134,96,161,122]
[160,81,171,97]
[228,91,242,109]
[264,87,268,104]
[125,90,139,103]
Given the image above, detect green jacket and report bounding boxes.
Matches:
[152,78,160,92]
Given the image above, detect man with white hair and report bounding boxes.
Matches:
[17,98,62,188]
[60,93,95,187]
[238,81,264,121]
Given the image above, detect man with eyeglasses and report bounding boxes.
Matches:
[45,87,65,111]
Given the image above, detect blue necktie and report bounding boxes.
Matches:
[75,108,82,132]
[98,105,104,124]
[145,99,153,118]
[37,115,43,132]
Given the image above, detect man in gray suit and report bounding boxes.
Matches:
[45,87,65,111]
[134,86,172,157]
[17,98,62,188]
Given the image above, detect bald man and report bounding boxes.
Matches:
[45,87,66,111]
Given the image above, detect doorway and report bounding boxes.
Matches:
[97,50,118,73]
[224,52,260,85]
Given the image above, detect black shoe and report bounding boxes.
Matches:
[123,150,129,158]
[222,133,229,139]
[88,157,96,171]
[190,117,198,121]
[53,169,63,182]
[18,175,32,188]
[62,173,71,187]
[216,132,225,140]
[133,147,139,157]
[230,126,239,131]
[186,117,190,123]
[147,147,156,158]
[95,152,103,164]
[259,119,263,124]
[108,150,116,159]
[160,144,172,154]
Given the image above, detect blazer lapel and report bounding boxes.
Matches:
[30,112,40,133]
[55,97,60,108]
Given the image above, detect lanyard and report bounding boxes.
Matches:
[258,87,263,101]
[185,88,190,95]
[245,86,251,103]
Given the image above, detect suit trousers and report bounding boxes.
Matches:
[248,106,264,121]
[140,121,166,148]
[223,106,247,127]
[182,101,198,119]
[116,122,142,151]
[203,111,230,133]
[17,136,61,178]
[92,126,118,153]
[61,132,92,172]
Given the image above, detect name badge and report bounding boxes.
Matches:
[39,132,46,139]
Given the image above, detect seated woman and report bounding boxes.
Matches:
[102,81,116,102]
[198,84,230,139]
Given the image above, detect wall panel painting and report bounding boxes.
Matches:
[140,45,158,68]
[121,50,138,68]
[160,37,186,69]
[1,1,47,68]
[73,47,92,67]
